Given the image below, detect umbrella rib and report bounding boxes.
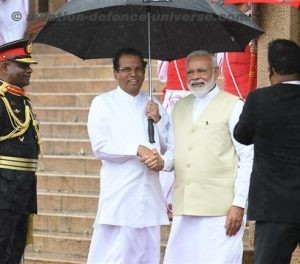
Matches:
[83,12,104,60]
[159,8,172,60]
[216,16,245,52]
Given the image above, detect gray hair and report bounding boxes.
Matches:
[186,50,218,67]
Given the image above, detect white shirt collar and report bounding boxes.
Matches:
[282,80,300,85]
[194,85,219,103]
[116,86,142,104]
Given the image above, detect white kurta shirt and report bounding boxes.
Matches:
[87,87,170,228]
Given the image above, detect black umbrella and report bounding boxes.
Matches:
[34,0,263,142]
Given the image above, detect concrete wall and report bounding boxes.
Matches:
[256,4,300,87]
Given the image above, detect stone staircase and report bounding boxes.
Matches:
[23,44,300,264]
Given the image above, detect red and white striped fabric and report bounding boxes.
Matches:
[224,0,300,8]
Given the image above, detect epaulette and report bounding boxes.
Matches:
[0,81,8,97]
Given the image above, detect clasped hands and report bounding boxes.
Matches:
[137,145,164,172]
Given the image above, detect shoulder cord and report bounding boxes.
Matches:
[29,106,43,156]
[0,96,42,151]
[0,96,31,141]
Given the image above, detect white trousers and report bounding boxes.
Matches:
[163,215,246,264]
[87,224,161,264]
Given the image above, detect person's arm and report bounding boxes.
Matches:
[87,96,139,163]
[233,92,255,145]
[144,98,174,171]
[161,113,174,172]
[146,97,171,155]
[225,100,253,236]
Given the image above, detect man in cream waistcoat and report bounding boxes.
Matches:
[163,50,253,264]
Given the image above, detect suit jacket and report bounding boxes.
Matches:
[234,82,300,223]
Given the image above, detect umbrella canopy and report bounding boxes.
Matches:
[34,0,263,61]
[34,0,263,143]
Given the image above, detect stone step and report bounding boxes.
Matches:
[42,138,92,156]
[37,191,98,213]
[32,43,70,54]
[30,93,96,107]
[32,48,160,68]
[24,251,86,264]
[31,65,159,80]
[30,91,162,108]
[28,79,164,93]
[39,122,88,138]
[37,171,99,194]
[31,65,113,79]
[29,92,161,107]
[35,107,89,122]
[25,231,91,258]
[38,155,100,175]
[243,222,254,248]
[34,211,95,235]
[26,225,171,263]
[32,53,113,67]
[161,225,171,244]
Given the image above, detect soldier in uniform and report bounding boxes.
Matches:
[0,39,40,263]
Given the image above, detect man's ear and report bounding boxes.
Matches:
[214,66,220,78]
[268,66,274,77]
[0,61,8,75]
[113,70,118,81]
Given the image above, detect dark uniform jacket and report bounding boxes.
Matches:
[0,81,39,214]
[234,83,300,223]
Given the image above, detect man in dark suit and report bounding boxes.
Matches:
[0,39,41,263]
[234,39,300,264]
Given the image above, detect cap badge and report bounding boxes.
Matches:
[26,42,33,54]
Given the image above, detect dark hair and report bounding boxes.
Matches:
[113,48,147,71]
[268,39,300,75]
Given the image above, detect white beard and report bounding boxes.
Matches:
[188,73,216,98]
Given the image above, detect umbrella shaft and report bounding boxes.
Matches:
[147,9,152,100]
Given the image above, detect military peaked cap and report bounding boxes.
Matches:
[0,39,37,64]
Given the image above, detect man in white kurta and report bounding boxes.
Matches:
[87,48,172,264]
[163,51,253,264]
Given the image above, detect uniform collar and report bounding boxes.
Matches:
[0,80,26,96]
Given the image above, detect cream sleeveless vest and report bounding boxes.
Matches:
[173,90,239,216]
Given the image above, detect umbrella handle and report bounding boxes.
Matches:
[148,118,155,143]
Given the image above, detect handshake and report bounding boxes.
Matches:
[137,145,164,172]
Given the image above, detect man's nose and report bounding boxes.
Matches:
[26,66,33,73]
[190,73,200,80]
[129,69,138,75]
